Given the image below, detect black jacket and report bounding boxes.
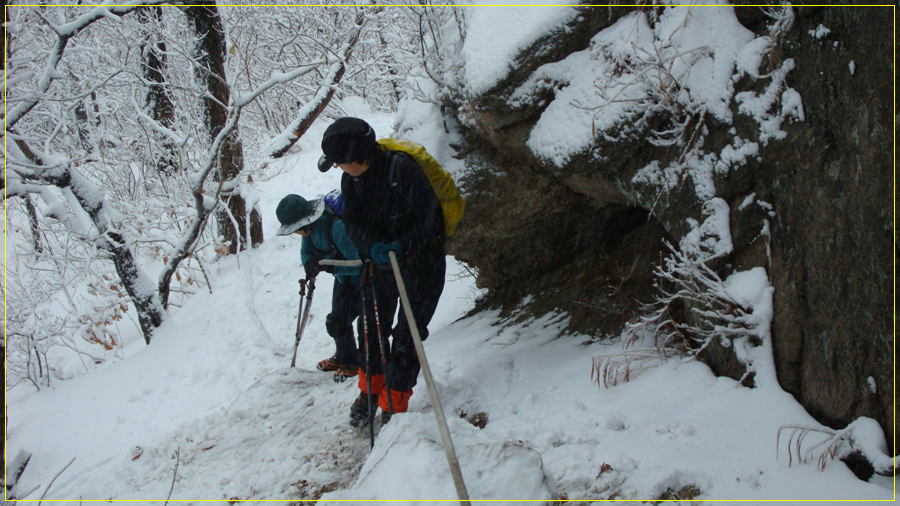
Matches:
[341,148,445,264]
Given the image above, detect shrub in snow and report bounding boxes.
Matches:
[593,245,774,389]
[778,417,897,478]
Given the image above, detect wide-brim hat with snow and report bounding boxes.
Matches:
[275,194,325,236]
[318,117,377,172]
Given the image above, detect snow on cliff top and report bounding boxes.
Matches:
[460,1,578,97]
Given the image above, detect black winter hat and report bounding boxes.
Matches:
[275,194,325,236]
[318,117,377,172]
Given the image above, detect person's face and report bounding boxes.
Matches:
[294,226,313,237]
[337,160,370,177]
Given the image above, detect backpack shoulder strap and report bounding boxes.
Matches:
[387,150,413,204]
[388,151,400,189]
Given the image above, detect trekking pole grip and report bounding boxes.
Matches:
[388,251,470,505]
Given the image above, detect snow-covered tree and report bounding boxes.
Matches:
[3,2,409,382]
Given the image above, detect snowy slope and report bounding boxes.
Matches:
[5,102,895,504]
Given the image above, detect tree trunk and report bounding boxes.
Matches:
[23,195,43,254]
[14,138,164,344]
[185,5,262,254]
[106,231,164,343]
[137,6,177,174]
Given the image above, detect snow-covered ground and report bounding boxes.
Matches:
[6,101,896,504]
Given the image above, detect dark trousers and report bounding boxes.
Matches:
[327,279,360,366]
[356,254,446,392]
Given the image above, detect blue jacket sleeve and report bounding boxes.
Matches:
[330,219,361,279]
[299,235,314,268]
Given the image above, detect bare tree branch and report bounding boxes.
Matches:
[37,457,76,505]
[266,9,366,159]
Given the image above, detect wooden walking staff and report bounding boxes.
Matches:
[320,256,471,505]
[388,251,471,505]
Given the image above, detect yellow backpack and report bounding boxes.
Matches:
[377,138,465,237]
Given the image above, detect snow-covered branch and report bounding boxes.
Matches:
[131,89,187,147]
[234,61,325,107]
[157,104,243,308]
[4,0,174,130]
[264,9,367,160]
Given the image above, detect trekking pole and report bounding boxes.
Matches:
[290,278,316,368]
[321,258,396,415]
[366,262,395,417]
[320,258,378,445]
[359,269,376,448]
[388,251,470,506]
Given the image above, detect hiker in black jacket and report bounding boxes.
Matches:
[318,117,446,427]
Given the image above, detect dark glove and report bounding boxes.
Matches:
[304,260,321,280]
[370,241,402,264]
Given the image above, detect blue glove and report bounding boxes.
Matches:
[370,241,402,264]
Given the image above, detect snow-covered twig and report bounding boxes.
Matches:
[234,60,325,107]
[130,88,187,147]
[37,457,76,505]
[777,418,897,476]
[264,9,366,159]
[163,447,180,506]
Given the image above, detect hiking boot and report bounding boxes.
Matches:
[332,364,358,383]
[349,391,377,428]
[381,410,393,426]
[317,355,341,372]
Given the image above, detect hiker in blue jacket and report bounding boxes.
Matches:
[275,192,360,382]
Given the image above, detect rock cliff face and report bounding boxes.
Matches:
[444,5,895,453]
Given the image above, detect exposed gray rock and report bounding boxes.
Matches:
[445,4,895,455]
[754,5,894,446]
